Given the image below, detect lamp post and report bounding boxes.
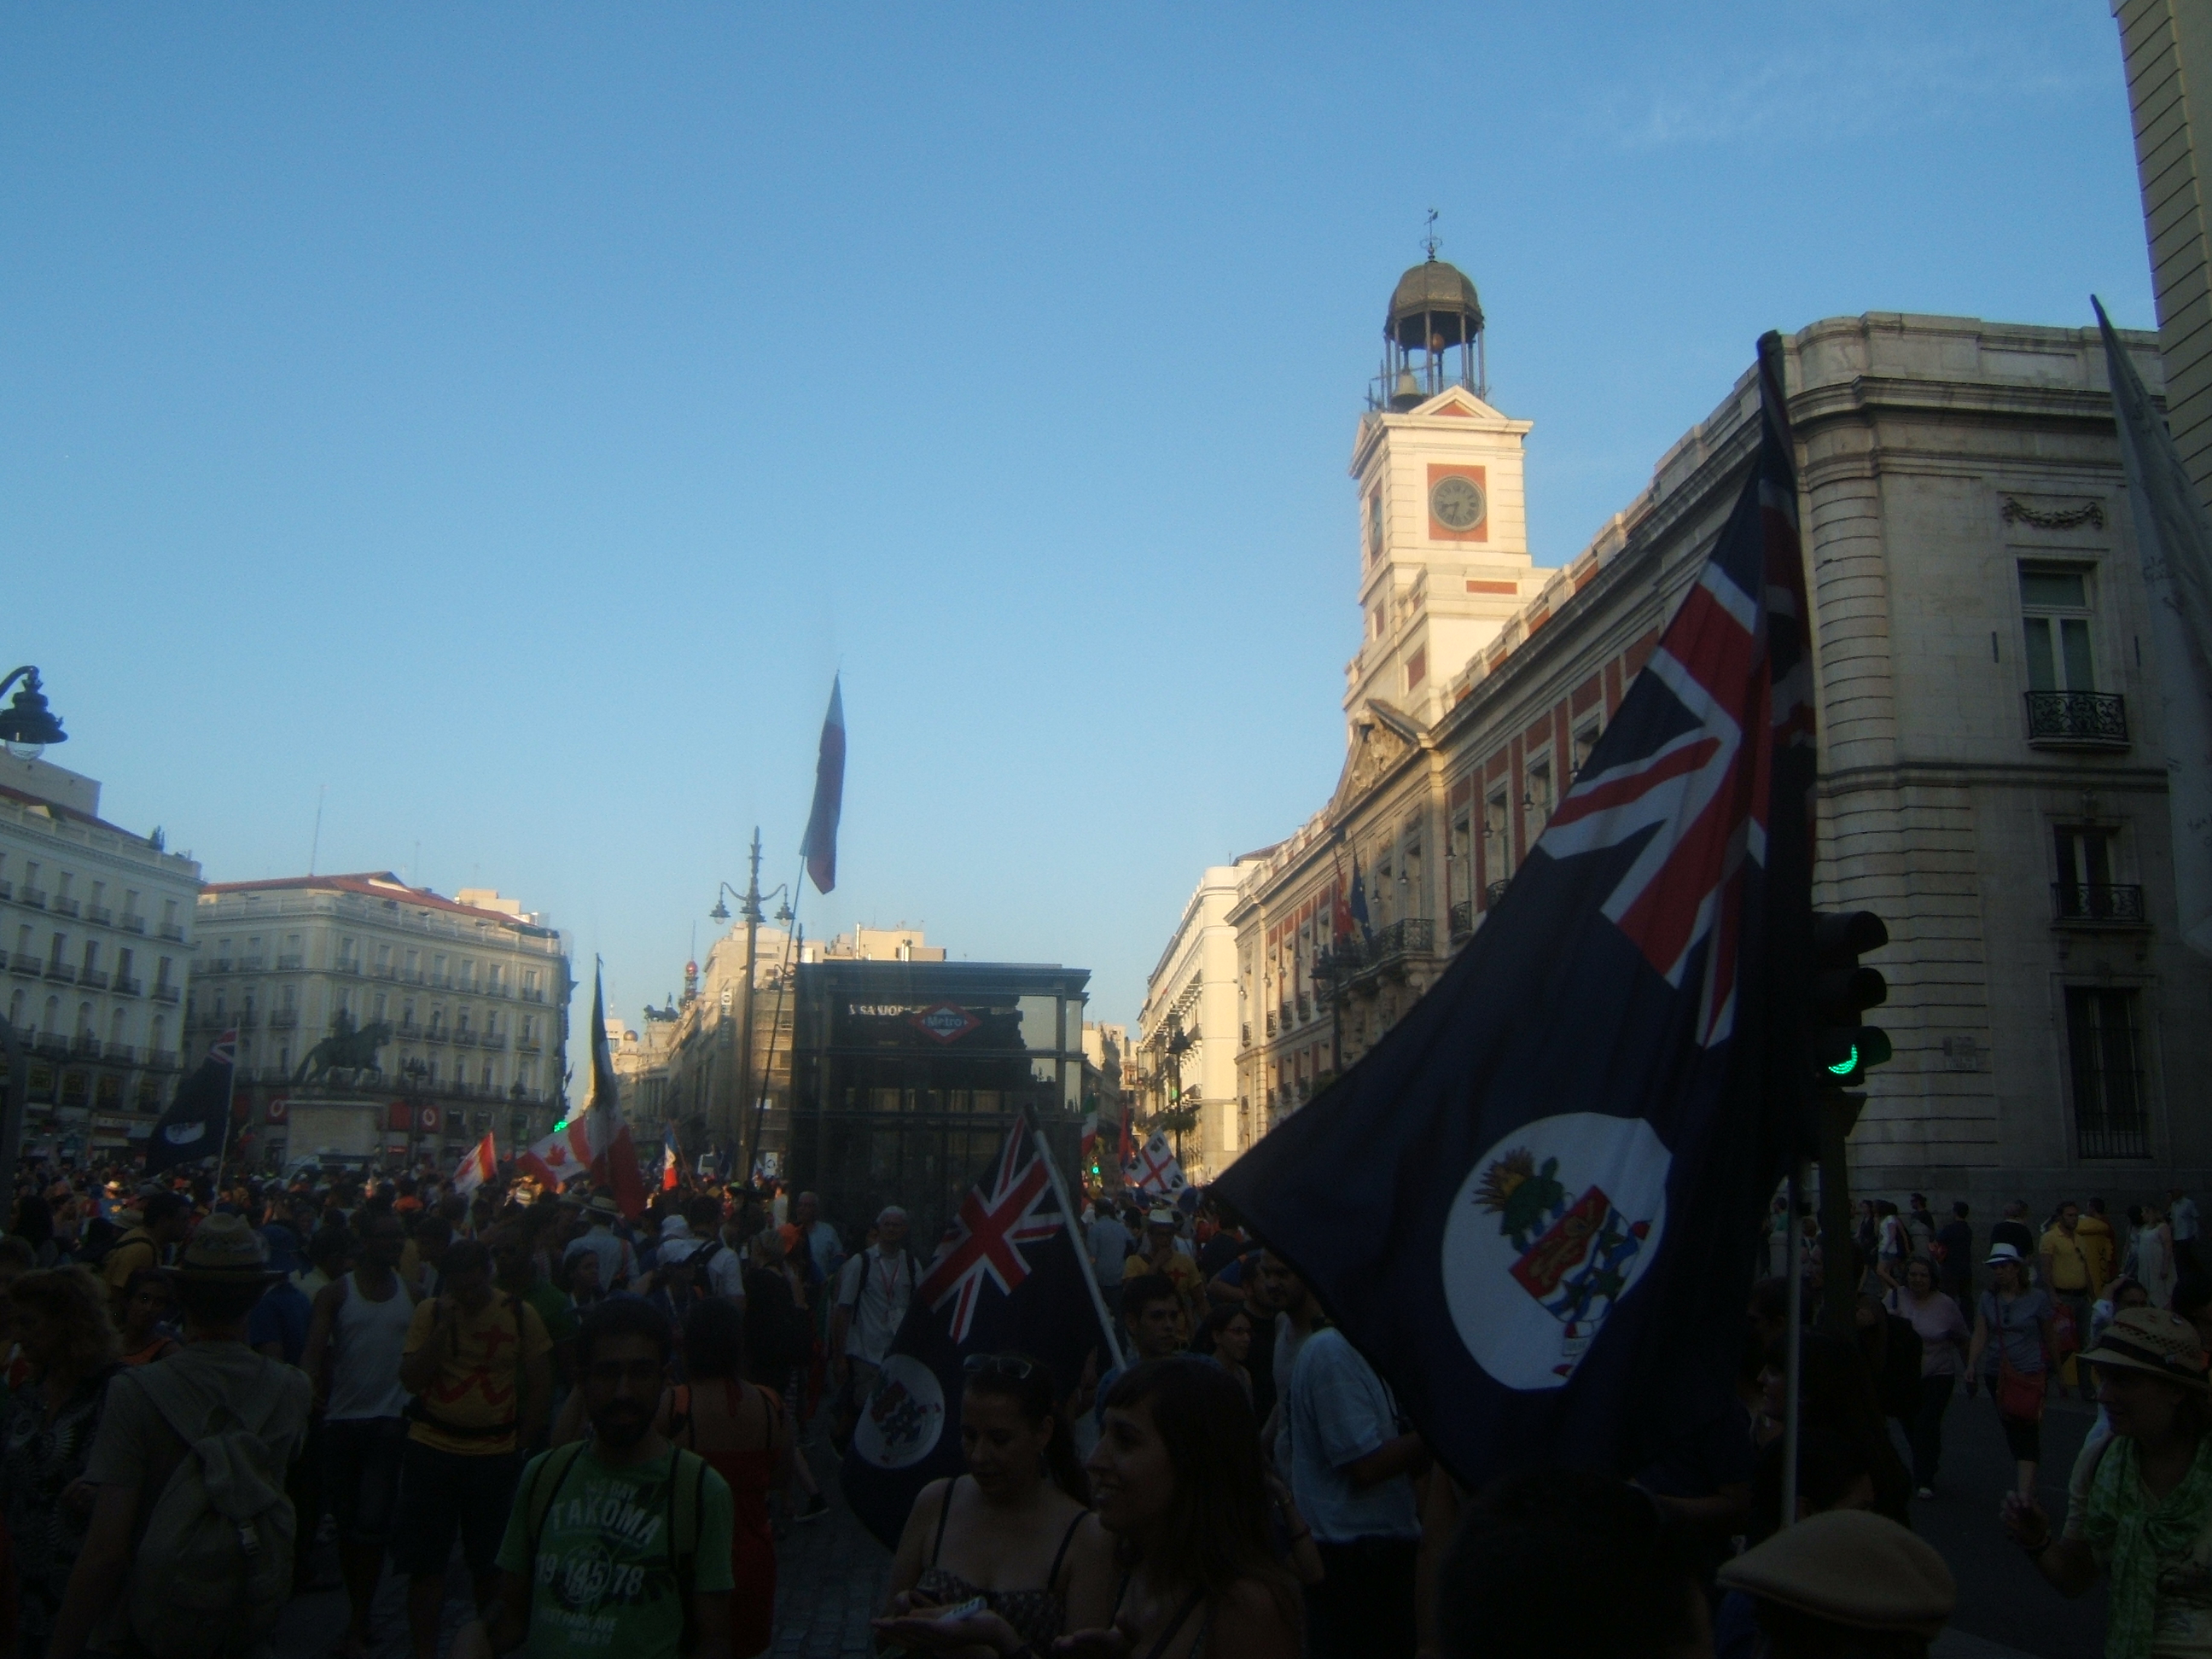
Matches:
[708,830,791,1178]
[0,668,66,762]
[400,1057,430,1173]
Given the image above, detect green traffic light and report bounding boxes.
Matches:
[552,1118,568,1132]
[1827,1045,1859,1078]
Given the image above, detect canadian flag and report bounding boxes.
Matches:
[519,1120,591,1186]
[452,1132,498,1197]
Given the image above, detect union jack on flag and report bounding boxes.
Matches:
[1521,349,1813,1048]
[918,1114,1066,1342]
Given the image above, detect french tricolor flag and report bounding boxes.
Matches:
[663,1121,681,1190]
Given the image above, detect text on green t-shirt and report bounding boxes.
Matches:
[496,1444,735,1659]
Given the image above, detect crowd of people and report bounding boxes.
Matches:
[0,1160,2196,1659]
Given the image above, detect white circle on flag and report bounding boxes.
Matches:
[1441,1113,1671,1392]
[852,1353,946,1470]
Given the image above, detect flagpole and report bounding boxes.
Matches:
[1780,1163,1805,1528]
[1024,1103,1126,1373]
[742,862,808,1184]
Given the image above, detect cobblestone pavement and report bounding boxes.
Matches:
[272,1418,885,1659]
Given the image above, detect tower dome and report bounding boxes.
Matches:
[1386,258,1484,349]
[1371,223,1487,410]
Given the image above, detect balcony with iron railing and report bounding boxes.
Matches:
[79,969,110,991]
[106,1043,138,1064]
[233,1009,260,1028]
[114,976,142,997]
[148,1048,179,1069]
[158,923,184,941]
[19,889,46,910]
[51,897,79,918]
[2026,691,2129,748]
[282,954,309,971]
[2052,883,2149,927]
[44,963,75,985]
[32,1033,66,1059]
[0,881,10,901]
[152,982,180,1003]
[270,1008,300,1027]
[68,1033,98,1057]
[1486,879,1511,908]
[521,988,547,1003]
[480,1031,507,1051]
[517,1036,544,1053]
[8,958,38,979]
[423,1026,449,1045]
[119,913,146,934]
[453,1028,478,1047]
[1448,899,1473,940]
[370,963,398,980]
[85,905,112,927]
[398,1018,422,1038]
[1263,1013,1278,1037]
[1241,1022,1251,1049]
[238,955,266,972]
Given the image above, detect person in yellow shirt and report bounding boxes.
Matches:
[2040,1202,2094,1398]
[393,1239,552,1659]
[1140,1208,1206,1340]
[2075,1198,2116,1297]
[100,1192,189,1321]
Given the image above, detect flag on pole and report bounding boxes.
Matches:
[1115,1103,1136,1184]
[1217,336,1816,1491]
[2097,297,2212,958]
[452,1132,498,1197]
[519,1121,591,1187]
[1348,856,1371,935]
[1332,859,1353,943]
[841,1112,1117,1546]
[799,677,846,896]
[143,1029,238,1175]
[662,1121,681,1190]
[582,965,648,1217]
[1124,1131,1188,1201]
[1079,1111,1100,1177]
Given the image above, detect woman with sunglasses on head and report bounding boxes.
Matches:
[873,1353,1117,1657]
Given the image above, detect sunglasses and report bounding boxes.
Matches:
[963,1353,1035,1381]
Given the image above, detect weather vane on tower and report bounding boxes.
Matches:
[1423,207,1441,262]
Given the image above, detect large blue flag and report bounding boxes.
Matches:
[841,1109,1117,1546]
[1217,338,1816,1490]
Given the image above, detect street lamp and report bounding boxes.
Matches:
[0,667,67,761]
[707,830,795,1173]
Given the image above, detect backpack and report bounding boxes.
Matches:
[125,1358,299,1659]
[520,1441,711,1643]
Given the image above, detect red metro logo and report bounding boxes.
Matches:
[907,1003,982,1044]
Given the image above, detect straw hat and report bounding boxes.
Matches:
[165,1213,284,1284]
[1717,1511,1954,1639]
[2080,1307,2211,1391]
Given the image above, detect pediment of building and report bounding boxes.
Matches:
[1331,701,1424,816]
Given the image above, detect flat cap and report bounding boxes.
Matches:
[1716,1511,1955,1639]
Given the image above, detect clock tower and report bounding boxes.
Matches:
[1345,249,1544,730]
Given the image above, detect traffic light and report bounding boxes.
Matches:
[1809,911,1892,1088]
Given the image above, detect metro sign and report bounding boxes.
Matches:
[908,1003,982,1044]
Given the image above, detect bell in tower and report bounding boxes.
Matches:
[1374,214,1486,410]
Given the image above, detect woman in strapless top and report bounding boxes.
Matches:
[872,1353,1116,1655]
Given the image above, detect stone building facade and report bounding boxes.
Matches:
[1138,861,1265,1181]
[193,872,571,1167]
[0,754,201,1159]
[1220,290,2212,1218]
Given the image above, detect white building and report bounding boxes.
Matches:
[0,754,201,1160]
[192,872,572,1167]
[1138,861,1263,1181]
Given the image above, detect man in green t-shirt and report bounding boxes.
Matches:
[470,1300,735,1659]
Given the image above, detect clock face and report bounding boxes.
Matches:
[1430,474,1487,533]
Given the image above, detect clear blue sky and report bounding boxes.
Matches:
[0,3,2156,1052]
